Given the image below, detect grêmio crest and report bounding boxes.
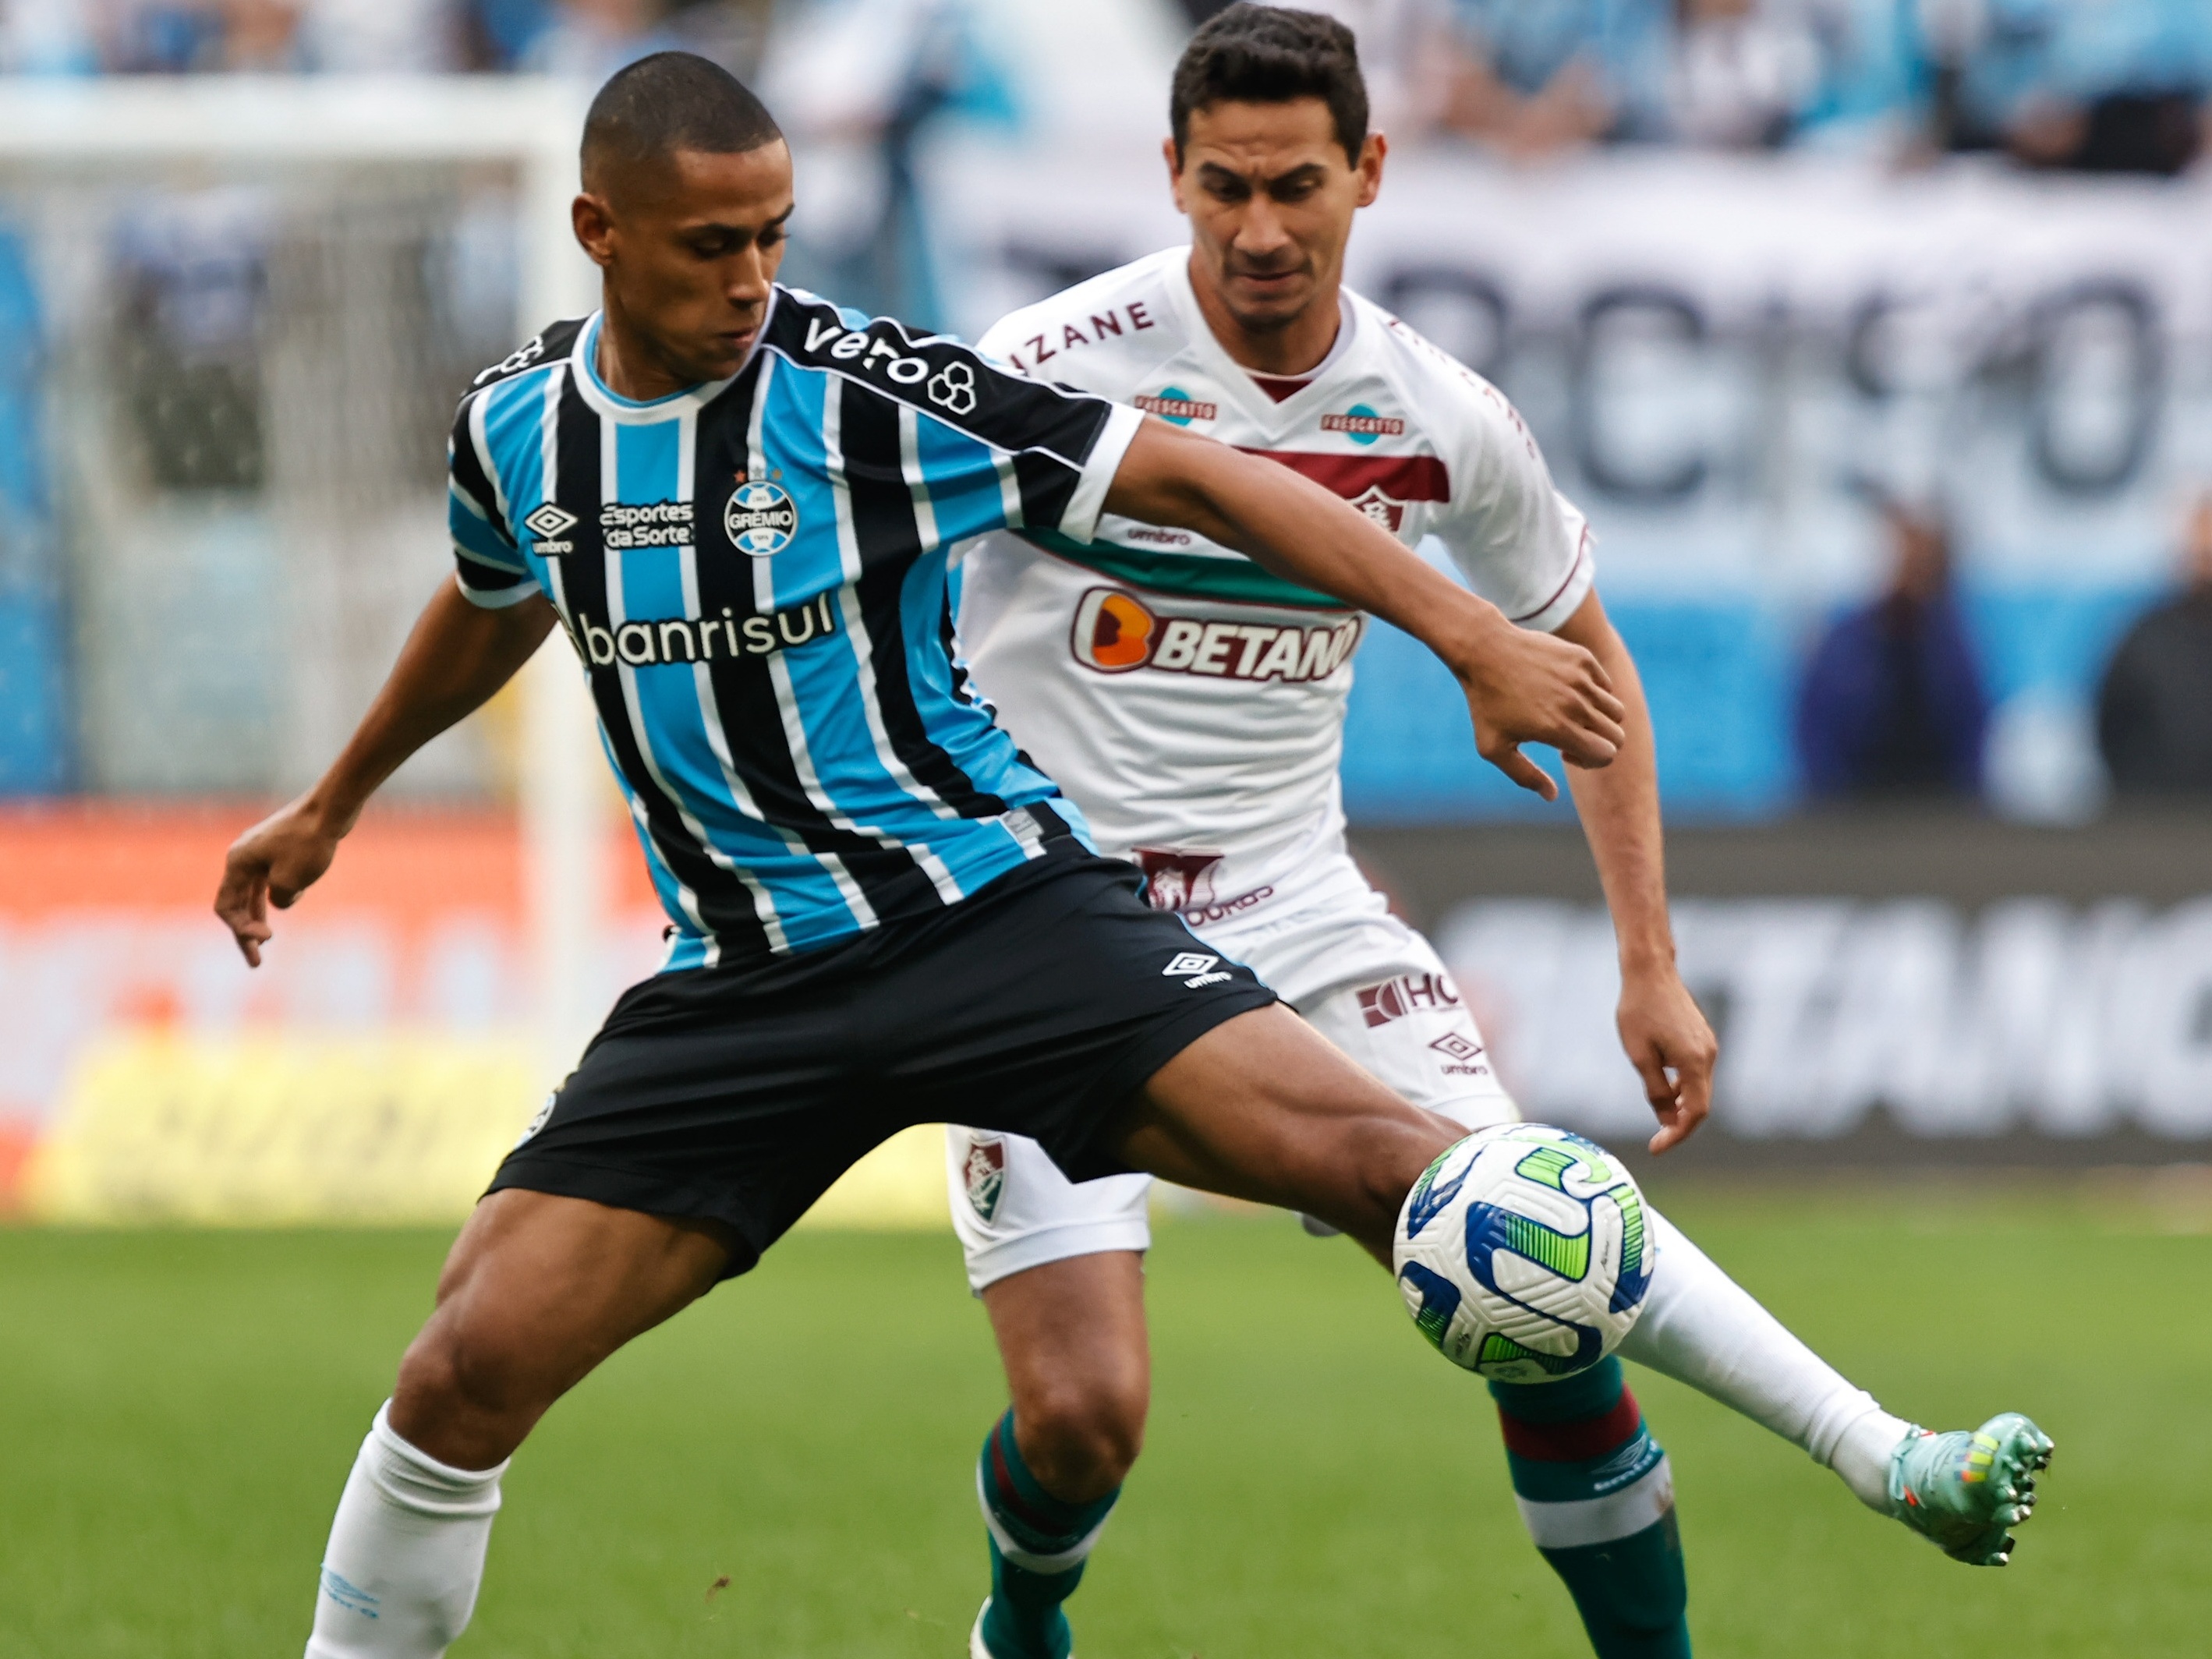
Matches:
[726,479,799,557]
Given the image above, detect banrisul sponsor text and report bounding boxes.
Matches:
[565,594,837,668]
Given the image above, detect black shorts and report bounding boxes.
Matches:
[487,839,1276,1277]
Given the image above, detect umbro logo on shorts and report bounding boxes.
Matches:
[1428,1031,1490,1077]
[1164,950,1233,988]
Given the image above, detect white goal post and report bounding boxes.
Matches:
[0,76,609,1084]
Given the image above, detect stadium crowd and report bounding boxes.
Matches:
[4,1,2208,175]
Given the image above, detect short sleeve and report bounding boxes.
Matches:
[1433,381,1593,633]
[777,298,1144,549]
[447,394,541,610]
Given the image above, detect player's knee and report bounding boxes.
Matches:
[1017,1374,1148,1501]
[1326,1113,1454,1236]
[392,1312,548,1452]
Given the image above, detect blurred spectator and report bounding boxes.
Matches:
[1792,0,1931,149]
[0,0,102,73]
[222,0,303,69]
[1442,0,1671,154]
[520,0,681,81]
[1442,0,1835,156]
[1796,502,1988,799]
[1289,0,1474,136]
[296,0,464,71]
[1945,0,2212,174]
[1664,0,1822,147]
[2096,497,2212,796]
[762,0,1014,327]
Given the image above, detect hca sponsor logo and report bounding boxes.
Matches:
[565,593,837,668]
[1357,973,1463,1028]
[1070,587,1361,682]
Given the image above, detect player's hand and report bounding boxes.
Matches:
[214,797,346,967]
[1616,965,1716,1155]
[1452,614,1625,800]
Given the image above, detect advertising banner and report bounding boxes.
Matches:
[926,144,2212,820]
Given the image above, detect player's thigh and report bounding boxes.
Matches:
[395,1188,734,1454]
[1299,959,1520,1133]
[1113,1003,1456,1234]
[947,1125,1152,1294]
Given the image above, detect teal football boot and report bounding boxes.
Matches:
[1888,1413,2055,1565]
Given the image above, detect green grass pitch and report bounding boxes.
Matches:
[2,1180,2206,1657]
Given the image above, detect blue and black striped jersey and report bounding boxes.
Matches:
[447,287,1145,970]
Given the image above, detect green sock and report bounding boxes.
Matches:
[974,1410,1118,1659]
[1492,1358,1690,1658]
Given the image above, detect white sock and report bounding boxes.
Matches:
[304,1402,508,1658]
[1619,1208,1912,1513]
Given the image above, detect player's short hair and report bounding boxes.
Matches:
[1170,4,1368,165]
[581,51,784,189]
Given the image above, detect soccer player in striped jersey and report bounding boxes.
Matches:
[940,11,2051,1659]
[212,49,1659,1659]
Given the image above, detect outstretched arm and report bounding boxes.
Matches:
[1104,418,1626,797]
[214,578,558,965]
[1553,589,1716,1152]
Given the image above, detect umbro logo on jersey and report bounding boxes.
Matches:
[523,502,577,538]
[1357,973,1463,1028]
[1070,587,1361,683]
[725,481,798,557]
[1164,950,1233,988]
[523,501,579,554]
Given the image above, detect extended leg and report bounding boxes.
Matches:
[1621,1207,2051,1564]
[1113,1003,1457,1262]
[971,1251,1148,1659]
[305,1190,733,1657]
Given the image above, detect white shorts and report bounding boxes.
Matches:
[946,850,1517,1292]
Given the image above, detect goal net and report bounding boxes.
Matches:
[0,78,619,1219]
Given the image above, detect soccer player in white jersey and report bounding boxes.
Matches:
[944,12,2049,1659]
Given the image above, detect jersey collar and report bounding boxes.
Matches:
[568,296,777,424]
[1164,249,1358,433]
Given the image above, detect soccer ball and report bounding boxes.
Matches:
[1393,1123,1655,1383]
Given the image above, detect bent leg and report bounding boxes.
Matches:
[391,1187,734,1466]
[306,1190,733,1657]
[1113,1003,1459,1263]
[984,1250,1150,1502]
[972,1252,1148,1659]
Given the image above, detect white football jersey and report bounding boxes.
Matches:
[956,246,1593,911]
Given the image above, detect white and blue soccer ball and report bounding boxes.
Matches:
[1393,1123,1655,1383]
